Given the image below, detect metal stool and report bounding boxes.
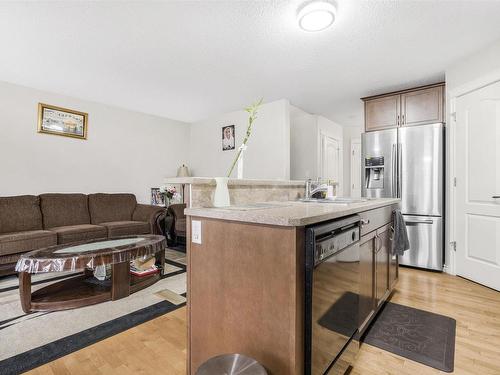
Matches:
[196,354,268,375]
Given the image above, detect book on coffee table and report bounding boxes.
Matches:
[130,264,159,277]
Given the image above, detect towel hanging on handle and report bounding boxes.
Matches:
[391,209,410,256]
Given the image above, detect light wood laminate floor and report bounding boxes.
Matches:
[28,267,500,375]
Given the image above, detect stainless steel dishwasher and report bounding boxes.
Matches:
[305,215,361,375]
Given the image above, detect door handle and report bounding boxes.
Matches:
[398,143,402,198]
[391,144,397,197]
[404,219,434,224]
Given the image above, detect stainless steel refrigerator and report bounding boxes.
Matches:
[361,123,444,271]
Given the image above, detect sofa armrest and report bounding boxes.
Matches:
[133,204,166,235]
[167,203,186,220]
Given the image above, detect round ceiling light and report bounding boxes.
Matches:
[297,1,336,32]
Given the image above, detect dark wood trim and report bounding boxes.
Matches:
[361,82,445,101]
[112,261,131,300]
[19,271,32,313]
[130,273,160,294]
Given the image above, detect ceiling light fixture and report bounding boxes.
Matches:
[297,1,336,32]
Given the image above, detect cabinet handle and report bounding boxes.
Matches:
[361,219,370,227]
[402,114,405,124]
[493,196,500,199]
[397,115,400,126]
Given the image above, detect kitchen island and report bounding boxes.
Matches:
[185,197,400,375]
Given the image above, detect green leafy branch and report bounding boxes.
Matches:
[227,98,263,177]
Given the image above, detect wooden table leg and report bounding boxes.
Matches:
[19,271,32,313]
[111,261,130,300]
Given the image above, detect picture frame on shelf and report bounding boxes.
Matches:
[150,188,165,207]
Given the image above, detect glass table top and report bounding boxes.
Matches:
[54,237,146,254]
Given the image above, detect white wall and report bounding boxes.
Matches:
[290,111,317,179]
[446,40,500,91]
[0,81,190,203]
[290,112,344,193]
[342,126,363,196]
[188,99,290,179]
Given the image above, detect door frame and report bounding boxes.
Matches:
[319,131,343,196]
[447,67,500,275]
[350,138,361,197]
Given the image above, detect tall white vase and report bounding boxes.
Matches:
[213,177,230,207]
[237,144,247,179]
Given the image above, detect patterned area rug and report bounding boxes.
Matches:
[363,302,456,372]
[0,247,187,375]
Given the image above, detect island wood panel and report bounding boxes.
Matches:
[187,217,305,375]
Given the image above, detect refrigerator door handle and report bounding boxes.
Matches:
[391,143,397,197]
[398,143,402,198]
[404,218,434,225]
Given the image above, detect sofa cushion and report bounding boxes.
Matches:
[174,218,187,235]
[88,194,137,224]
[100,221,150,237]
[0,230,57,256]
[0,252,23,265]
[0,196,43,234]
[40,193,91,229]
[49,224,107,245]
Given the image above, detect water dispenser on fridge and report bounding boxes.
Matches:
[364,156,384,190]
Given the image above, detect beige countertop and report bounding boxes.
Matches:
[185,198,400,226]
[164,177,306,187]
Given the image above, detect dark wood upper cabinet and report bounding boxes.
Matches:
[401,85,444,126]
[364,94,400,132]
[362,83,445,132]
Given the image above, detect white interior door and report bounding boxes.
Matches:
[321,134,341,194]
[455,80,500,291]
[350,139,361,198]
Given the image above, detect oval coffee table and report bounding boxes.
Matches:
[15,235,166,313]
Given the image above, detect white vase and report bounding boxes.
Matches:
[213,177,230,207]
[237,145,247,179]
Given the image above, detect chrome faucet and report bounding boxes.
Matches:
[305,178,329,199]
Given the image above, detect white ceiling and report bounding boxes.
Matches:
[1,1,500,127]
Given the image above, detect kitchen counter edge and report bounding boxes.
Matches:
[185,198,400,227]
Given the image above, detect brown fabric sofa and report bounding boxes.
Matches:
[0,193,165,275]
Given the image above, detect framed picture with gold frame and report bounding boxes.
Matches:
[37,103,88,139]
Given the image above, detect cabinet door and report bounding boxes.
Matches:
[359,233,375,331]
[375,227,390,306]
[389,254,398,288]
[365,94,400,132]
[401,86,444,126]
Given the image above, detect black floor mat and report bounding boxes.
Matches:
[363,302,456,372]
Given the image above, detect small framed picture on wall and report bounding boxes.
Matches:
[222,125,235,151]
[37,103,88,139]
